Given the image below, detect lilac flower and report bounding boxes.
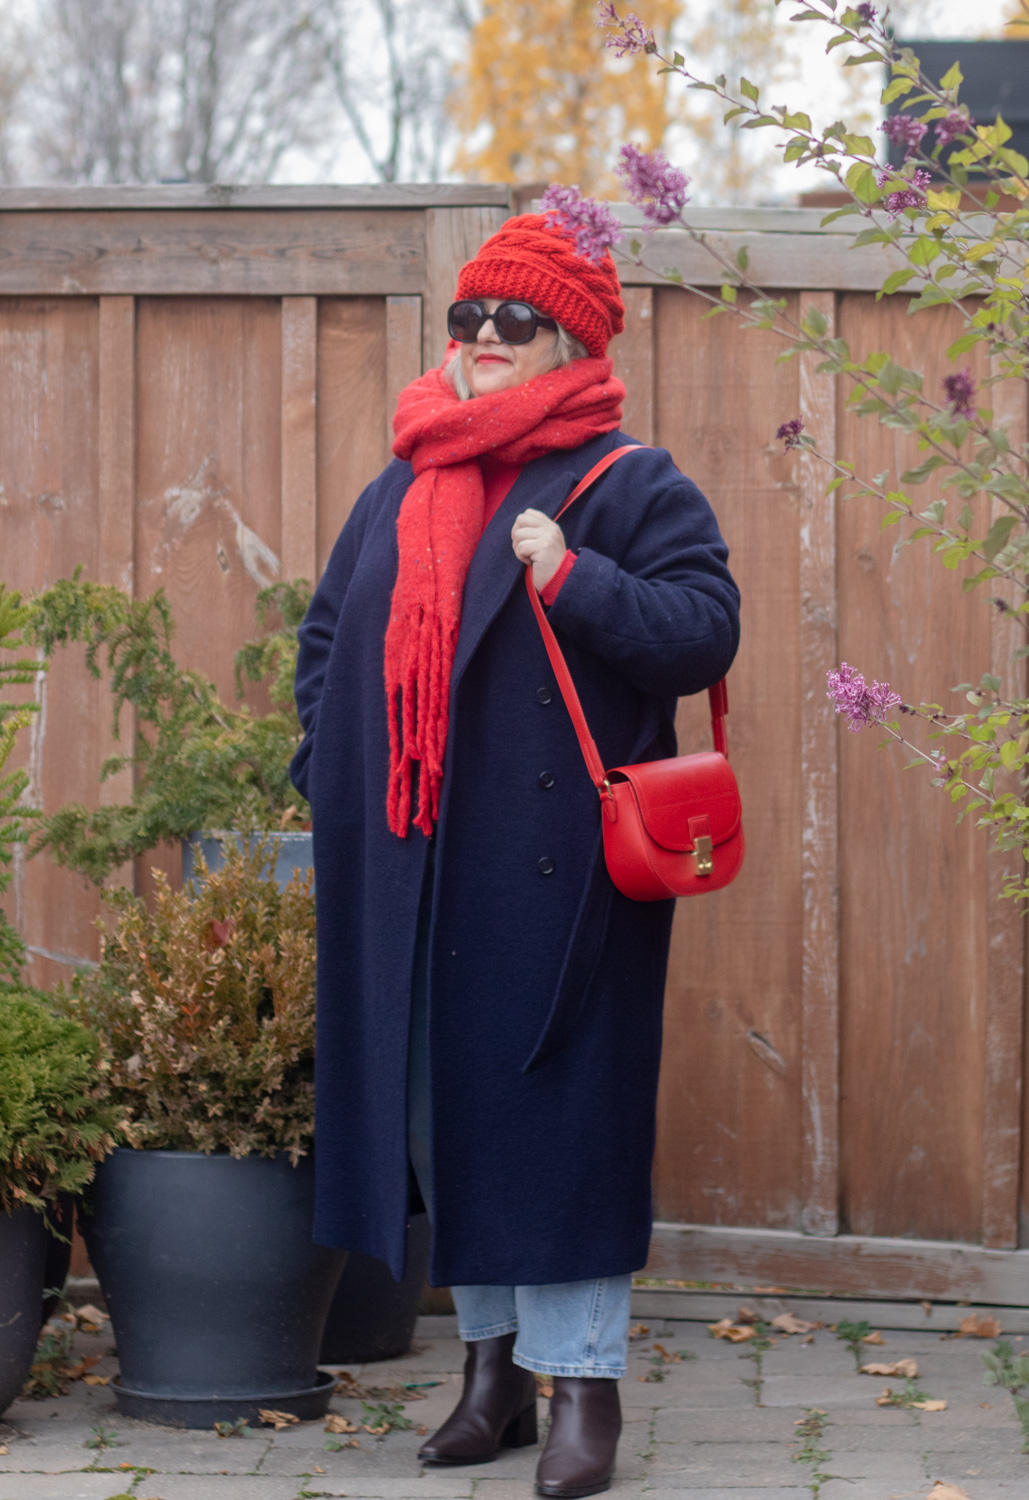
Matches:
[943,366,977,419]
[935,109,975,150]
[596,1,656,56]
[540,183,623,264]
[876,166,931,218]
[616,144,690,228]
[776,417,804,450]
[881,114,929,159]
[856,3,876,21]
[826,663,902,732]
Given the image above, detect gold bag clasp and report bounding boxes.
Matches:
[692,834,714,877]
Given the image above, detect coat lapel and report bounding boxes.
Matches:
[450,435,616,692]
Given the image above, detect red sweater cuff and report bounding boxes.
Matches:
[539,550,577,607]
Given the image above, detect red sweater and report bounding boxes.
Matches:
[480,455,576,605]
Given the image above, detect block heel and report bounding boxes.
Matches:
[502,1401,539,1448]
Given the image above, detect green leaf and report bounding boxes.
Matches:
[939,61,963,92]
[882,77,915,104]
[720,283,738,303]
[845,162,880,203]
[736,245,750,272]
[983,514,1019,562]
[908,235,941,268]
[879,267,918,297]
[723,106,748,124]
[1000,738,1022,770]
[820,205,861,225]
[740,77,759,102]
[842,133,877,156]
[843,50,882,66]
[803,305,828,337]
[783,110,812,131]
[783,137,808,163]
[629,237,642,257]
[946,332,983,359]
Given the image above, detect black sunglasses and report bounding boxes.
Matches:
[447,299,558,346]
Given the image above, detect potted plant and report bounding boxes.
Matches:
[0,989,120,1417]
[26,575,313,886]
[63,841,344,1428]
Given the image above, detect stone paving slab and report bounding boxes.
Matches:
[1,1316,1028,1498]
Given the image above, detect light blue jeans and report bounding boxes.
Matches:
[407,847,631,1379]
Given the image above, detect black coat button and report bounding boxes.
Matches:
[538,771,555,790]
[537,857,555,876]
[536,686,553,705]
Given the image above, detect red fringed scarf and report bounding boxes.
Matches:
[386,354,625,837]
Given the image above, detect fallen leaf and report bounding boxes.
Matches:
[736,1305,759,1324]
[708,1318,756,1343]
[875,1386,896,1406]
[801,1334,815,1345]
[535,1374,554,1398]
[921,1300,933,1316]
[771,1313,819,1335]
[911,1398,947,1411]
[313,1466,325,1474]
[928,1484,972,1500]
[258,1408,299,1431]
[83,1374,112,1386]
[325,1414,360,1434]
[0,1445,7,1455]
[861,1359,919,1379]
[417,1425,428,1435]
[957,1313,1002,1338]
[752,1286,787,1294]
[363,1422,389,1435]
[628,1323,650,1341]
[862,1330,885,1345]
[75,1304,107,1328]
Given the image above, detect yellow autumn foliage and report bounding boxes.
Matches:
[451,0,679,193]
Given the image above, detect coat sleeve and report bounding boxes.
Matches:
[289,475,385,800]
[545,463,740,700]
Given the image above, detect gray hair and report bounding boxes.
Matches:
[446,321,588,401]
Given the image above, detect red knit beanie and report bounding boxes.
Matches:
[455,213,625,358]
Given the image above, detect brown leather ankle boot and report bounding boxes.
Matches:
[418,1331,538,1465]
[535,1376,621,1498]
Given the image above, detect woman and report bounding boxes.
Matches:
[291,213,740,1498]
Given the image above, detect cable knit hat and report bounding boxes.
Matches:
[455,213,625,358]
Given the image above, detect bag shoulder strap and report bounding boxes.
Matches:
[524,444,730,791]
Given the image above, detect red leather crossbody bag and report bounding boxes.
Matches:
[525,445,744,902]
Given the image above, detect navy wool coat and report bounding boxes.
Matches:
[290,430,740,1287]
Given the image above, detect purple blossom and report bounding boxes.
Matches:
[876,166,931,218]
[935,109,975,150]
[776,417,804,450]
[826,663,902,732]
[596,1,656,56]
[943,366,977,419]
[881,114,929,159]
[615,144,690,228]
[540,183,623,264]
[856,3,876,21]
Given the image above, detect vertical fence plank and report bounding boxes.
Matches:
[422,205,510,372]
[983,371,1028,1249]
[837,293,990,1243]
[798,290,840,1237]
[385,295,423,450]
[611,287,654,444]
[281,296,318,587]
[316,298,388,572]
[97,295,136,892]
[652,287,805,1233]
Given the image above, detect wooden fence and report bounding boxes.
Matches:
[2,185,1027,1305]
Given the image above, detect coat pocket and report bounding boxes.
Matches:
[521,833,613,1074]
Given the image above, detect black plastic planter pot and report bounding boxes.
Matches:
[320,1212,431,1364]
[80,1148,345,1427]
[0,1205,48,1417]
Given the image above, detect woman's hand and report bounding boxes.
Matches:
[511,510,567,591]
